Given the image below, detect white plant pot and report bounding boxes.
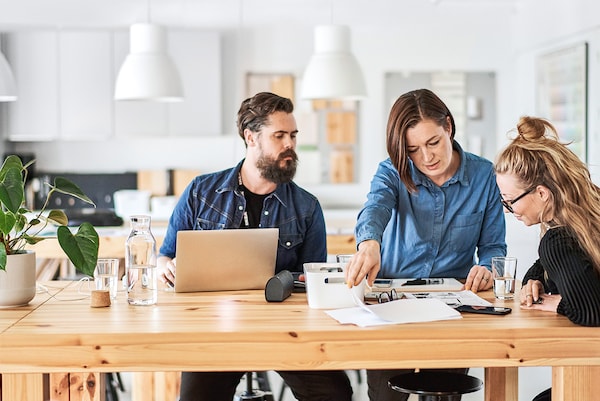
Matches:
[0,251,37,307]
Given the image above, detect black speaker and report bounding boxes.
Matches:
[265,270,294,302]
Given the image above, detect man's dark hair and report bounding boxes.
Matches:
[237,92,294,145]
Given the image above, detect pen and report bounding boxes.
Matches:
[402,278,444,286]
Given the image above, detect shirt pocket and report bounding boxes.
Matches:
[195,218,226,230]
[279,233,304,250]
[449,211,483,252]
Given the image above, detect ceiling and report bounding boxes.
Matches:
[0,0,522,30]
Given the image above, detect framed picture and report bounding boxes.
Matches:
[536,42,588,162]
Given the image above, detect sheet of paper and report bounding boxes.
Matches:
[403,290,492,307]
[326,298,462,327]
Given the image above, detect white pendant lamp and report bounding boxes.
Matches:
[301,24,366,100]
[114,23,183,102]
[0,50,17,102]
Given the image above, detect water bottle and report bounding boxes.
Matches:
[125,215,158,305]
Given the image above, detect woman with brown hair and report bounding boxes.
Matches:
[345,88,507,401]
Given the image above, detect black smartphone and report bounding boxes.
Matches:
[456,305,512,315]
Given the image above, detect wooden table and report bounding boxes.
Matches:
[1,282,599,401]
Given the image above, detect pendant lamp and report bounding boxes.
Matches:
[0,49,17,102]
[301,25,366,100]
[114,23,183,102]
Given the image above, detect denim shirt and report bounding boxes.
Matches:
[355,141,506,278]
[159,160,327,273]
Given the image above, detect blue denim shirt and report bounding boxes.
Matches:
[159,160,327,273]
[355,142,506,278]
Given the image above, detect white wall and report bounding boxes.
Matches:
[8,2,518,209]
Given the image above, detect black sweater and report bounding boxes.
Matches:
[522,226,600,326]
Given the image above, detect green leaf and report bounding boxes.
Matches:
[47,210,69,226]
[57,223,99,277]
[0,209,17,237]
[0,155,24,181]
[51,177,96,206]
[22,234,46,245]
[0,247,6,271]
[0,167,25,213]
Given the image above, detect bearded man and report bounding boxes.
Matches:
[157,92,352,401]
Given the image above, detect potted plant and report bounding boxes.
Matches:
[0,155,100,307]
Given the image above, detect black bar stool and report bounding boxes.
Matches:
[234,372,274,401]
[388,371,483,401]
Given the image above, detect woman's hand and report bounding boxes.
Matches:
[520,279,545,306]
[520,279,560,311]
[157,256,177,288]
[520,293,561,312]
[464,265,493,293]
[344,240,381,287]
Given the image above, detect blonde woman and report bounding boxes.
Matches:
[495,116,600,326]
[495,116,600,400]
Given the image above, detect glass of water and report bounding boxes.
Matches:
[94,258,120,300]
[492,256,518,300]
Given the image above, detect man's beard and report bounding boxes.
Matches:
[256,149,298,184]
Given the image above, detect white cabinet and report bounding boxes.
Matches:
[113,29,222,138]
[4,30,113,141]
[3,28,222,141]
[168,30,221,136]
[59,31,113,140]
[4,31,59,141]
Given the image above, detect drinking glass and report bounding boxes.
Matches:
[492,256,518,300]
[94,258,120,300]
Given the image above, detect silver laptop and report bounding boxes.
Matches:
[174,228,279,292]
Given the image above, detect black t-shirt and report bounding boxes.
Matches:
[239,185,268,229]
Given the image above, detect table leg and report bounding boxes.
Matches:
[484,367,518,401]
[552,366,600,401]
[1,373,44,401]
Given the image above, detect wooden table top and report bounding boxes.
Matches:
[1,281,599,374]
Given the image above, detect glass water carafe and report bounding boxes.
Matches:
[125,215,158,305]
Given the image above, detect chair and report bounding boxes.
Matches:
[234,372,274,401]
[388,371,482,401]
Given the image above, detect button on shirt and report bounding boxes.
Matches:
[159,160,327,273]
[355,142,506,278]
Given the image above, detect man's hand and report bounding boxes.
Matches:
[464,264,493,293]
[157,256,176,288]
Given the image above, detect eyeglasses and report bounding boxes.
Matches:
[365,289,400,304]
[500,187,536,213]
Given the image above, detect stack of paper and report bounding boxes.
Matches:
[326,297,462,327]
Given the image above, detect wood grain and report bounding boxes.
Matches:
[2,282,600,401]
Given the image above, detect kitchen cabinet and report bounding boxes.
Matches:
[59,30,113,140]
[2,28,221,141]
[4,31,59,141]
[3,30,112,141]
[113,29,221,137]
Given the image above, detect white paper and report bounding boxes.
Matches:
[326,298,462,327]
[403,290,492,307]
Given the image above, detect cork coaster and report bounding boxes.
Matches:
[90,290,111,308]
